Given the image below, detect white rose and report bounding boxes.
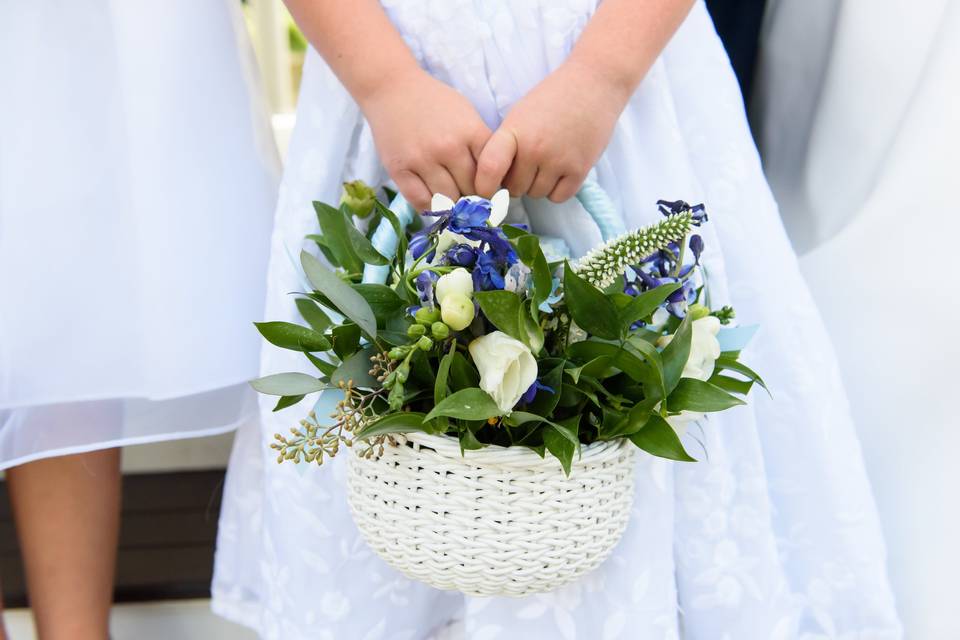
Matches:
[435,267,474,304]
[657,315,722,381]
[468,331,538,414]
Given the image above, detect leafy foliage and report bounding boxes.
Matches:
[252,183,762,474]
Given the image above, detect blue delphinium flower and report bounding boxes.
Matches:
[656,199,708,226]
[442,243,479,268]
[689,234,704,264]
[409,232,432,260]
[447,198,492,233]
[415,270,439,308]
[472,251,506,291]
[520,380,555,406]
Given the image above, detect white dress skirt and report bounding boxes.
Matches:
[0,1,279,468]
[753,2,959,636]
[213,1,902,638]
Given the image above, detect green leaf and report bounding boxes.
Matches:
[520,299,544,353]
[667,378,745,412]
[516,236,552,308]
[562,262,621,340]
[566,341,656,384]
[458,426,486,451]
[708,373,754,395]
[628,414,696,462]
[502,224,531,239]
[475,290,523,340]
[329,346,377,388]
[543,417,579,476]
[254,321,331,352]
[618,283,682,329]
[351,284,405,323]
[527,361,564,416]
[272,394,306,411]
[372,200,408,266]
[661,313,693,394]
[432,342,457,431]
[301,250,377,339]
[448,352,480,390]
[295,298,332,333]
[338,204,390,266]
[330,323,361,360]
[250,372,327,396]
[714,356,769,394]
[424,388,501,421]
[354,412,428,441]
[313,201,364,274]
[304,351,338,376]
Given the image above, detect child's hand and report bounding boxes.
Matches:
[475,61,629,203]
[360,70,492,211]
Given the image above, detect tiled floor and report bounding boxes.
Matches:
[4,599,257,640]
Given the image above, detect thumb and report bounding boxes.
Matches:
[474,128,517,197]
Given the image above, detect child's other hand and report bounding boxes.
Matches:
[475,61,628,203]
[360,70,492,211]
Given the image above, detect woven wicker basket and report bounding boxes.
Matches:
[346,432,636,597]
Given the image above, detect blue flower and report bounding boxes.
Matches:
[472,251,505,291]
[656,199,708,226]
[415,270,439,308]
[442,243,479,268]
[447,198,492,234]
[520,380,555,406]
[409,232,432,260]
[689,234,704,264]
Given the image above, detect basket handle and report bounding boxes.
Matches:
[361,178,624,284]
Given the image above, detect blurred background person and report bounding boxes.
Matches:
[0,2,278,638]
[752,1,958,637]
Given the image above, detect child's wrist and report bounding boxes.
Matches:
[561,55,635,108]
[353,64,426,110]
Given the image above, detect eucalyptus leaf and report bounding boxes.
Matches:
[351,284,405,323]
[354,412,428,441]
[424,388,501,421]
[304,351,338,376]
[330,346,378,388]
[301,250,377,338]
[628,414,696,462]
[295,298,332,333]
[272,394,306,412]
[254,321,331,352]
[250,372,328,396]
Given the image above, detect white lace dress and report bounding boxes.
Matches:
[0,1,278,467]
[213,1,901,638]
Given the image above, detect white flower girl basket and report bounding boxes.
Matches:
[346,180,637,597]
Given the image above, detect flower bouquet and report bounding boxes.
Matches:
[252,181,764,596]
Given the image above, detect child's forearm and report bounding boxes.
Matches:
[566,0,695,101]
[283,0,422,107]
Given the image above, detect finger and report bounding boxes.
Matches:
[548,174,584,203]
[527,168,561,200]
[503,158,538,198]
[394,170,432,212]
[420,165,460,203]
[475,128,517,197]
[445,151,477,197]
